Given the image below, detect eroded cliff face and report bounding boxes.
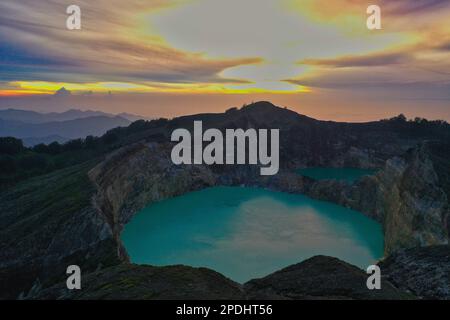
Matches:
[300,145,449,254]
[88,143,217,244]
[379,245,450,299]
[381,147,449,254]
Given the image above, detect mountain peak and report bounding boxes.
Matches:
[242,101,279,111]
[240,101,303,120]
[54,87,71,96]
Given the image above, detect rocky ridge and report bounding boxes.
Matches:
[31,256,415,300]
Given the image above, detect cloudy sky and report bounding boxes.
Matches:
[1,0,449,121]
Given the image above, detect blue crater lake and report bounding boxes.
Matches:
[297,167,377,183]
[122,186,384,283]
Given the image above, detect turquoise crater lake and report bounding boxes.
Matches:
[122,187,384,283]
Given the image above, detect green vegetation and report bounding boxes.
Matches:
[0,160,122,298]
[0,160,96,241]
[381,114,450,140]
[0,137,103,188]
[0,118,169,189]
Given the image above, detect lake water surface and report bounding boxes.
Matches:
[122,186,384,283]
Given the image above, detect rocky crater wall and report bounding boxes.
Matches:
[88,141,449,260]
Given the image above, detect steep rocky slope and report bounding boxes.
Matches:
[305,144,449,254]
[0,161,120,299]
[29,256,412,300]
[379,245,450,299]
[31,264,245,300]
[88,143,217,233]
[244,256,411,300]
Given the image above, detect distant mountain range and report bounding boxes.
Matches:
[0,109,150,146]
[0,108,150,123]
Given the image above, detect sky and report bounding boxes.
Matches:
[0,0,449,121]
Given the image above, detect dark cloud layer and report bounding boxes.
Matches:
[301,52,411,68]
[381,0,449,14]
[0,0,261,85]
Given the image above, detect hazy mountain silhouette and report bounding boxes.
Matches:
[0,108,148,124]
[0,108,153,146]
[0,116,131,146]
[117,112,153,122]
[21,135,70,147]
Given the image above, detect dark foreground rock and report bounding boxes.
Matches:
[244,256,412,300]
[379,245,450,299]
[30,256,413,300]
[32,264,245,300]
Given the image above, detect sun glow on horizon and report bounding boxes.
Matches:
[5,80,310,96]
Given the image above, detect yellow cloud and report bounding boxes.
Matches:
[6,80,308,96]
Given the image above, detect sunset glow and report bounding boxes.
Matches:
[1,0,449,121]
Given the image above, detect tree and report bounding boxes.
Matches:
[63,139,83,151]
[102,131,119,144]
[225,107,238,113]
[389,114,407,123]
[127,120,148,133]
[0,137,24,155]
[84,136,97,149]
[33,143,49,153]
[0,155,18,173]
[47,141,62,154]
[396,114,407,122]
[19,154,48,171]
